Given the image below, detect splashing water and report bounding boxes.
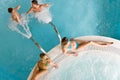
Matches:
[8,14,32,39]
[34,7,52,24]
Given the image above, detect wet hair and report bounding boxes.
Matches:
[61,37,68,45]
[32,0,38,4]
[8,8,13,13]
[40,53,46,58]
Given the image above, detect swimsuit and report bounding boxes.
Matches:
[75,41,79,49]
[68,41,79,50]
[38,60,49,71]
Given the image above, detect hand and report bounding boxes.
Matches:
[54,64,58,69]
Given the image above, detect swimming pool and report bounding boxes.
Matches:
[0,0,120,80]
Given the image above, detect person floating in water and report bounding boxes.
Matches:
[31,53,58,80]
[61,37,113,56]
[8,5,21,23]
[26,0,62,42]
[26,0,50,14]
[8,6,32,39]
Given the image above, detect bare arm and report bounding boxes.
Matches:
[62,47,67,55]
[71,42,77,51]
[49,60,58,69]
[41,4,50,8]
[61,44,78,56]
[26,7,33,14]
[14,5,21,11]
[62,47,74,56]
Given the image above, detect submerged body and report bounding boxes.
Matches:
[27,0,49,14]
[27,0,51,23]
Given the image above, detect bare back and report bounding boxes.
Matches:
[11,11,21,23]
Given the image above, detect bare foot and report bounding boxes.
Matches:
[102,42,113,46]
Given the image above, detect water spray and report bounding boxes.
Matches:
[30,37,46,53]
[8,19,46,53]
[49,22,62,43]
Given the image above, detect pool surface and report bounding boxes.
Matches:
[0,0,120,80]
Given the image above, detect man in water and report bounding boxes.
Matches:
[26,0,50,14]
[31,53,58,80]
[8,5,21,23]
[8,6,32,39]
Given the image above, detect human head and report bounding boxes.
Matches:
[40,53,49,60]
[61,37,68,46]
[32,0,38,5]
[70,38,74,42]
[8,8,13,13]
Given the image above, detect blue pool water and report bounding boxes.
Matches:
[0,0,120,80]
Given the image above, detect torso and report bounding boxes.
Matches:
[62,41,79,51]
[11,11,21,23]
[37,60,49,70]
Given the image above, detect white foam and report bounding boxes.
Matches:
[8,14,32,39]
[34,7,52,23]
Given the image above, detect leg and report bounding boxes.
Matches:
[65,52,78,57]
[91,41,113,46]
[34,69,47,80]
[31,70,39,80]
[76,41,92,52]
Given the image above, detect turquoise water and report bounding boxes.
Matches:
[0,0,120,80]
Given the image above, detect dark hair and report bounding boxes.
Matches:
[40,53,46,58]
[8,8,13,13]
[61,37,68,45]
[32,0,38,4]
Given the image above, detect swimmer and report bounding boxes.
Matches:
[61,37,113,56]
[26,0,50,14]
[8,5,32,39]
[31,53,58,80]
[8,5,21,23]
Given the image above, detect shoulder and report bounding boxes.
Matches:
[70,41,76,45]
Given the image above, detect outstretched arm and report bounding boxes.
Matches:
[14,5,21,11]
[62,47,78,56]
[26,7,33,14]
[49,60,58,69]
[62,48,67,55]
[41,4,50,8]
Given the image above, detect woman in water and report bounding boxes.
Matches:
[61,37,113,56]
[31,53,58,80]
